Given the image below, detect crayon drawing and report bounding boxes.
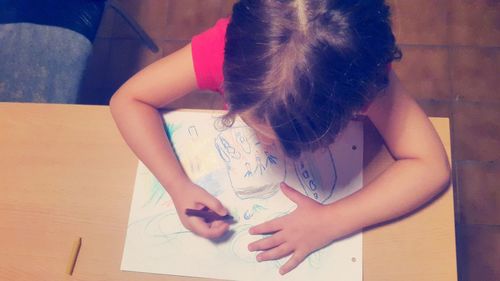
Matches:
[121,110,364,281]
[215,126,286,200]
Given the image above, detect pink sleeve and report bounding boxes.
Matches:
[191,18,229,93]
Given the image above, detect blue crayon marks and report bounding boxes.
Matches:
[243,204,267,220]
[265,151,278,165]
[164,123,181,140]
[214,126,286,200]
[294,148,337,203]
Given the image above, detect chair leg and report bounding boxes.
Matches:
[107,0,160,53]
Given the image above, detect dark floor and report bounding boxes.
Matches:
[80,1,500,280]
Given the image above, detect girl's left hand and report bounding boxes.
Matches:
[248,182,340,275]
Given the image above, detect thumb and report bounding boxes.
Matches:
[200,195,228,216]
[280,182,308,204]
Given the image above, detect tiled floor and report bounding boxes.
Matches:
[80,1,500,280]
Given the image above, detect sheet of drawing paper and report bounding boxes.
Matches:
[121,110,364,281]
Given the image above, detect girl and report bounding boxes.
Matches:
[110,0,450,275]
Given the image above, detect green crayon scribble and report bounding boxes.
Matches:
[164,123,181,140]
[143,178,166,208]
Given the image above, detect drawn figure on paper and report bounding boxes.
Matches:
[215,126,286,200]
[294,147,337,203]
[244,162,252,177]
[187,125,198,139]
[243,204,267,220]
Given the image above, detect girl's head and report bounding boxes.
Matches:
[223,0,401,158]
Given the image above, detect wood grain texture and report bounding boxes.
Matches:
[0,103,456,281]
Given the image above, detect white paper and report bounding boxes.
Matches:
[121,111,364,281]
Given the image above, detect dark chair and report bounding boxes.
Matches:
[0,0,157,104]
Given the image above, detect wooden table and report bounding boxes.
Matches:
[0,103,457,281]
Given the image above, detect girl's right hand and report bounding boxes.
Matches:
[170,181,230,239]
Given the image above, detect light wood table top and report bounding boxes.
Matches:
[0,102,457,281]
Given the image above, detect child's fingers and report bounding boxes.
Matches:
[210,220,229,235]
[206,221,229,239]
[249,217,283,235]
[279,251,307,275]
[188,217,212,237]
[200,194,228,216]
[255,243,292,262]
[248,232,285,252]
[189,218,228,239]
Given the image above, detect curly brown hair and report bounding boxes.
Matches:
[223,0,402,158]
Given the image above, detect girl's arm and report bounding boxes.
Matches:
[249,70,451,274]
[110,44,229,238]
[328,70,451,229]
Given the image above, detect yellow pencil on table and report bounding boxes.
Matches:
[67,237,82,275]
